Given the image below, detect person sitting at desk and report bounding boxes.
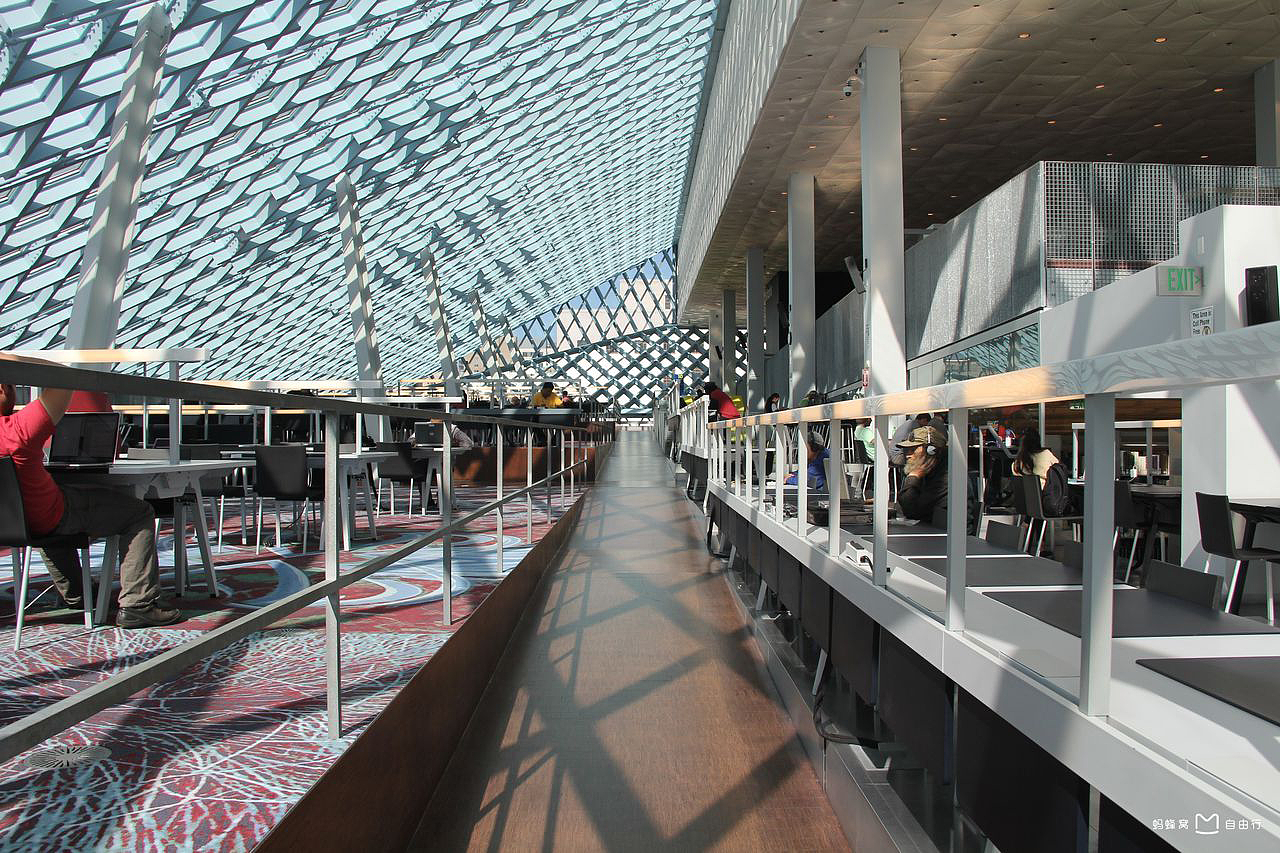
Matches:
[1012,427,1059,488]
[702,382,740,420]
[0,368,179,627]
[853,418,876,462]
[531,382,562,408]
[897,426,948,522]
[785,434,829,490]
[888,413,931,466]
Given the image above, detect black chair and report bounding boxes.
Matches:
[1144,559,1223,609]
[1021,474,1082,557]
[0,457,93,648]
[183,444,245,551]
[985,521,1023,552]
[253,446,324,553]
[1195,492,1280,618]
[374,442,431,517]
[1113,480,1149,583]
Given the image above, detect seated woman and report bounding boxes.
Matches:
[1011,428,1058,488]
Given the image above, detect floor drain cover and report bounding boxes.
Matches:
[26,745,111,769]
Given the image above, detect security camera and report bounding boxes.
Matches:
[842,78,855,97]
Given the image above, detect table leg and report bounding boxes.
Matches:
[362,464,378,541]
[340,471,352,551]
[191,484,219,598]
[94,537,119,627]
[173,501,188,597]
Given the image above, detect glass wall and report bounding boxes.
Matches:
[907,323,1040,389]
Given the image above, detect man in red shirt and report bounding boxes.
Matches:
[0,375,178,628]
[702,382,740,420]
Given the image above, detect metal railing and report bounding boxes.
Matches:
[676,396,710,458]
[705,320,1280,720]
[0,356,595,764]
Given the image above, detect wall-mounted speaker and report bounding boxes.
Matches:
[1245,266,1280,326]
[844,257,866,294]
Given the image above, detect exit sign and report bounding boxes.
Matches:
[1157,266,1203,296]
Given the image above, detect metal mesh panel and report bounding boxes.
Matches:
[1043,162,1280,306]
[905,164,1043,359]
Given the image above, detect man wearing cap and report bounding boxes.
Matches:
[897,425,949,523]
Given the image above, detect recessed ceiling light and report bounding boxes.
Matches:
[1047,119,1057,125]
[826,114,834,119]
[781,191,788,196]
[808,145,816,149]
[927,212,935,216]
[1213,87,1225,93]
[769,209,776,213]
[939,116,948,121]
[1153,122,1163,127]
[909,146,918,151]
[1153,36,1167,43]
[950,194,958,198]
[1094,83,1105,89]
[1018,32,1031,39]
[1201,154,1210,159]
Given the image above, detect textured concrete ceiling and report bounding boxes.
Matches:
[683,0,1279,322]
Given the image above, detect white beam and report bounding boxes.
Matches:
[708,307,723,386]
[64,5,171,354]
[1256,60,1280,166]
[334,175,388,439]
[859,46,907,396]
[469,292,495,375]
[422,251,459,397]
[746,247,765,411]
[788,172,815,403]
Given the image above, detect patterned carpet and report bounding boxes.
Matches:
[0,484,572,852]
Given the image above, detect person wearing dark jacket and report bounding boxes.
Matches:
[896,425,948,522]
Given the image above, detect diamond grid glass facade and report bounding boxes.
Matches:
[0,0,719,379]
[465,249,736,415]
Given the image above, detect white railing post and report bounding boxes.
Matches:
[324,411,342,739]
[828,418,843,556]
[496,420,505,574]
[797,425,809,537]
[526,426,534,542]
[756,424,766,509]
[1081,393,1116,716]
[442,416,454,625]
[873,415,890,587]
[946,408,969,631]
[545,428,553,523]
[744,426,754,502]
[773,425,784,522]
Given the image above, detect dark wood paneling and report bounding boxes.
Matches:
[878,632,953,783]
[453,445,606,485]
[956,688,1089,853]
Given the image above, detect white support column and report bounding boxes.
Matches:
[873,415,890,587]
[764,278,780,357]
[1255,60,1280,166]
[708,308,723,386]
[721,288,738,396]
[746,248,765,412]
[469,291,495,376]
[946,408,969,631]
[1081,393,1116,716]
[422,251,459,397]
[828,418,843,556]
[334,175,389,440]
[787,173,816,404]
[64,5,171,353]
[859,46,907,396]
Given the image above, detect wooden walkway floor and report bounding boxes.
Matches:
[410,432,850,852]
